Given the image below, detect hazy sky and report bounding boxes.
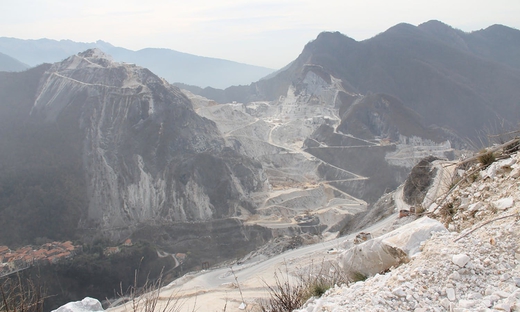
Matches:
[2,0,519,69]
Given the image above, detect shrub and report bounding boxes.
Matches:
[350,271,368,283]
[469,172,479,183]
[477,150,495,167]
[449,177,461,191]
[438,202,457,226]
[415,205,425,215]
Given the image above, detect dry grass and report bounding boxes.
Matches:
[349,271,368,283]
[259,268,305,312]
[259,261,350,312]
[477,150,495,167]
[114,269,195,312]
[0,276,45,312]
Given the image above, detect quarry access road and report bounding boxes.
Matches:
[153,213,399,312]
[205,212,398,288]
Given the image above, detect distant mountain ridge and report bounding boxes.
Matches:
[0,51,28,72]
[0,37,275,88]
[183,21,520,141]
[418,20,520,70]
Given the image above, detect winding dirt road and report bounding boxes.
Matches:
[113,213,399,312]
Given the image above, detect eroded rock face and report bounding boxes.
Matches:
[403,156,439,205]
[339,217,447,278]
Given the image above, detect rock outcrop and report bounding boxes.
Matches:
[402,156,439,205]
[339,217,447,278]
[52,297,103,312]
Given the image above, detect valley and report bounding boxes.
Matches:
[185,68,453,236]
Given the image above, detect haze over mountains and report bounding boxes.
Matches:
[183,20,520,141]
[0,51,28,72]
[0,20,519,310]
[0,38,275,89]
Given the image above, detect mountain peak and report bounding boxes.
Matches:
[417,20,463,37]
[384,22,419,34]
[78,48,113,62]
[55,48,117,71]
[301,31,357,65]
[478,23,520,40]
[417,19,467,50]
[310,31,357,47]
[315,31,352,41]
[418,19,453,30]
[95,40,114,47]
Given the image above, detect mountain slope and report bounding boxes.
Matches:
[0,38,274,88]
[297,145,520,312]
[0,49,267,245]
[0,51,28,71]
[336,93,443,142]
[288,26,520,140]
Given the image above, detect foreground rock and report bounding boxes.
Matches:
[299,214,520,311]
[339,217,447,278]
[52,298,103,312]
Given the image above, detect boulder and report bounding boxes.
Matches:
[510,166,520,179]
[52,297,103,312]
[481,157,516,179]
[452,254,470,267]
[339,217,447,278]
[495,197,514,210]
